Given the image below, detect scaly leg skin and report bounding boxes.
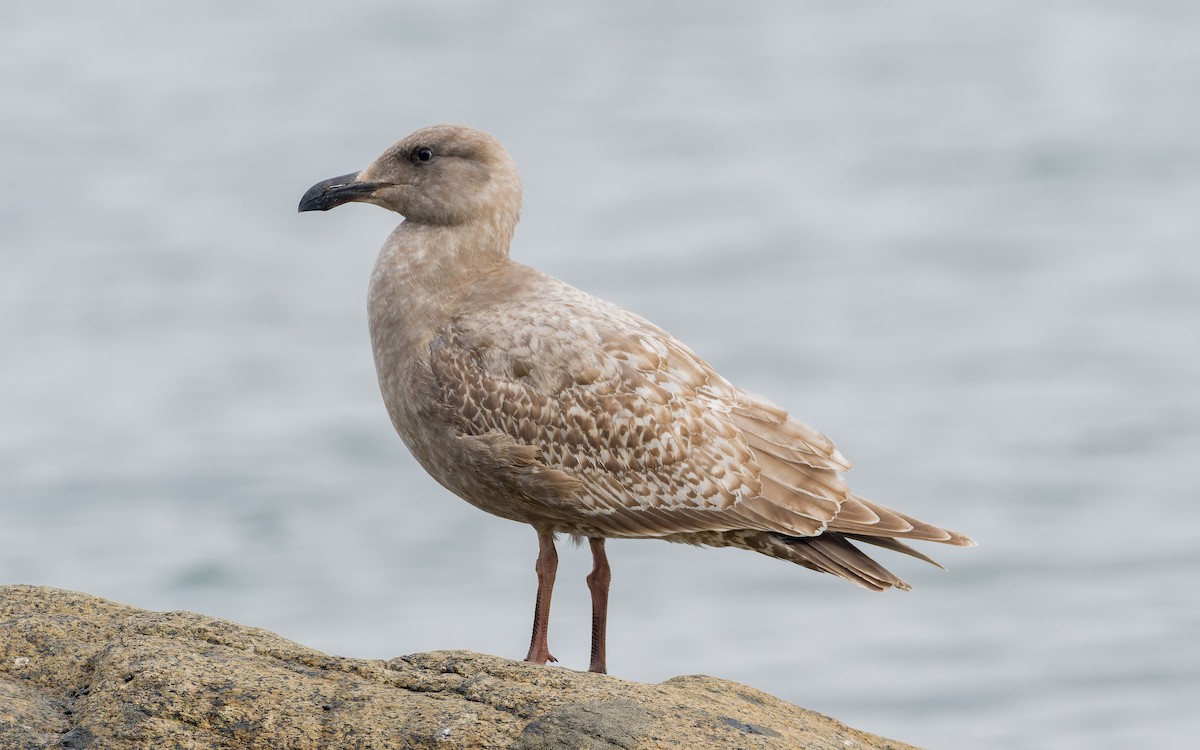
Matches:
[524,529,558,665]
[586,537,611,674]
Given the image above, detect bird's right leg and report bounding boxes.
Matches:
[524,528,558,665]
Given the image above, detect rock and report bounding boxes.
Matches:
[0,585,920,749]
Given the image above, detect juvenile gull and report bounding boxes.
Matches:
[299,125,973,674]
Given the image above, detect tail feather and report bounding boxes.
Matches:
[750,532,912,591]
[843,533,946,569]
[666,521,972,591]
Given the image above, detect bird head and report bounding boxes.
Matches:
[298,124,522,228]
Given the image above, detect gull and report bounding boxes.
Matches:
[299,125,973,674]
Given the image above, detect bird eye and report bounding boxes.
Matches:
[415,147,434,163]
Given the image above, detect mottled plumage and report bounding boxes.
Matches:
[299,124,973,672]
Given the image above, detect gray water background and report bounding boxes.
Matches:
[2,2,1198,747]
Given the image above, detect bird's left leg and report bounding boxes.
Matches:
[586,537,611,674]
[524,528,558,665]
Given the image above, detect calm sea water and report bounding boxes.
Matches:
[3,2,1198,748]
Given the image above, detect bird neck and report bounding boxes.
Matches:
[386,213,513,282]
[367,215,515,352]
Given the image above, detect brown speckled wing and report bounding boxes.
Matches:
[427,280,859,539]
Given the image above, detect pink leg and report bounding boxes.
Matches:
[524,529,558,665]
[587,537,611,674]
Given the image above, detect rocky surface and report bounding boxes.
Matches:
[0,585,919,749]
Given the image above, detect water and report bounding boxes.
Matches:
[2,2,1198,747]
